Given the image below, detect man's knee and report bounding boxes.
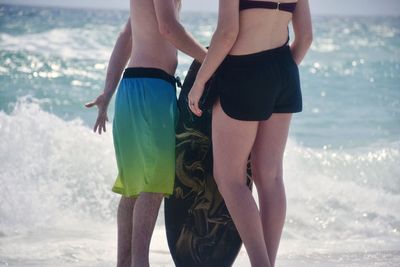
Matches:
[139,192,163,199]
[119,196,136,209]
[137,192,164,207]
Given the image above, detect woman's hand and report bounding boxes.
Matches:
[291,0,313,65]
[188,81,205,117]
[85,93,110,134]
[186,0,239,118]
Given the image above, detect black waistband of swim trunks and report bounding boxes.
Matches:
[122,67,178,87]
[222,41,291,66]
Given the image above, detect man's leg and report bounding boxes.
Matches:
[117,196,136,267]
[131,192,164,267]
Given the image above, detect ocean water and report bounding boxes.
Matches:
[0,4,399,267]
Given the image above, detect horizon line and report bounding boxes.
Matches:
[1,2,400,17]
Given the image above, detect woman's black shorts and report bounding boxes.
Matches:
[212,44,302,121]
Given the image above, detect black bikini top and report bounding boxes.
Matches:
[240,0,297,13]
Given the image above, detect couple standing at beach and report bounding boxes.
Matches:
[86,0,312,266]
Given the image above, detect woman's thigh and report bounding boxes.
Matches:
[251,113,292,183]
[212,100,258,183]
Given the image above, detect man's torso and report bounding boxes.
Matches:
[127,0,181,75]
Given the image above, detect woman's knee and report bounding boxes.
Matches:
[213,166,247,197]
[217,180,249,199]
[252,163,284,187]
[213,164,226,191]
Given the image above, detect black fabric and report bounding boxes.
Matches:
[165,58,252,267]
[123,67,178,87]
[199,74,218,111]
[180,60,218,112]
[240,0,297,13]
[211,44,302,121]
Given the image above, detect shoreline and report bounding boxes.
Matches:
[1,225,399,267]
[2,250,400,267]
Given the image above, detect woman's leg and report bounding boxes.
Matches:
[117,196,136,267]
[212,100,271,267]
[251,113,292,266]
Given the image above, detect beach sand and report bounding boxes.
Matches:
[1,223,399,267]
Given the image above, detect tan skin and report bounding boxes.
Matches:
[86,0,206,135]
[85,1,206,266]
[188,1,312,266]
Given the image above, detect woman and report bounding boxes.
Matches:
[188,0,312,266]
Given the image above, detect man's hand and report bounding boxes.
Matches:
[85,93,110,135]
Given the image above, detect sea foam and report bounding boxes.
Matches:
[1,98,399,253]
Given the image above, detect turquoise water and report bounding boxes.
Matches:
[1,5,399,148]
[0,4,399,267]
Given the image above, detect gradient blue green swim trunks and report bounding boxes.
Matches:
[112,67,178,197]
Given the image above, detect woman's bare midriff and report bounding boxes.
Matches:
[230,3,296,55]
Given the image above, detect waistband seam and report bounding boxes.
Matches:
[225,44,290,59]
[122,67,178,87]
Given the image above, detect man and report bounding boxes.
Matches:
[85,1,206,266]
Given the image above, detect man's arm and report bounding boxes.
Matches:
[103,19,133,101]
[153,0,207,62]
[85,19,132,134]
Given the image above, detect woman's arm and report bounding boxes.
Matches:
[85,19,132,134]
[291,0,313,65]
[188,0,240,116]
